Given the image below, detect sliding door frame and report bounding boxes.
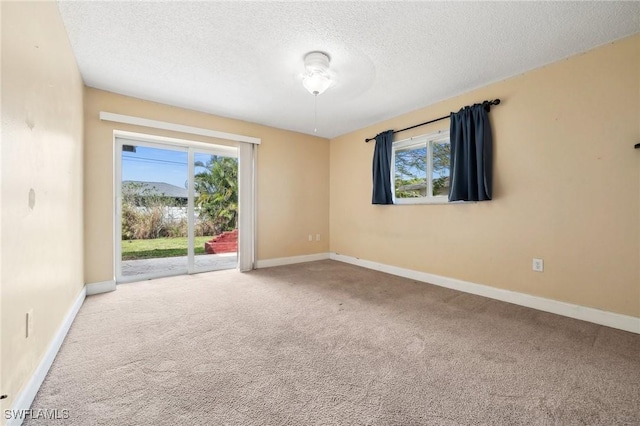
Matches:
[113,130,250,283]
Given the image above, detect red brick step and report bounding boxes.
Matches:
[204,229,238,254]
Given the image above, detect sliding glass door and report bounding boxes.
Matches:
[189,151,239,274]
[118,142,189,280]
[116,136,239,283]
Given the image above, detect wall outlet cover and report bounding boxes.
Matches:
[533,258,544,272]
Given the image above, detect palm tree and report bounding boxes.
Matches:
[194,156,238,235]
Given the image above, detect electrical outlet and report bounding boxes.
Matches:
[26,309,34,338]
[316,234,320,241]
[308,234,313,242]
[532,258,544,272]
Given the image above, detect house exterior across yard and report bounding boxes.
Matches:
[122,181,189,206]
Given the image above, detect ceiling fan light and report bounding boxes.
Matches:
[302,51,331,95]
[302,72,331,95]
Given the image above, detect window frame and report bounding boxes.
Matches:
[391,129,451,205]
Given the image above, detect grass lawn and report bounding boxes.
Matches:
[122,236,213,260]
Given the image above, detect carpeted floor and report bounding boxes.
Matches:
[27,260,640,425]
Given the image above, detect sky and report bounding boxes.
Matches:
[122,146,212,188]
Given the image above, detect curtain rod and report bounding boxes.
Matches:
[364,99,501,143]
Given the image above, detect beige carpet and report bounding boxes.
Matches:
[27,260,639,425]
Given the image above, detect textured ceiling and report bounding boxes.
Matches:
[57,1,639,139]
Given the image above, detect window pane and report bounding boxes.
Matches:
[431,142,450,196]
[395,145,427,198]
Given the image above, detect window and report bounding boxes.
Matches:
[392,130,450,204]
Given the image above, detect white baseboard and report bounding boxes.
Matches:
[256,252,330,269]
[8,286,86,426]
[86,279,116,295]
[330,253,640,334]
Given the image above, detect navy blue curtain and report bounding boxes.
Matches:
[449,104,493,201]
[372,130,394,204]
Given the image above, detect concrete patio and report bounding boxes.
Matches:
[122,253,237,277]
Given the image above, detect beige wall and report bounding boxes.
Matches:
[1,0,85,415]
[84,88,329,284]
[330,35,640,318]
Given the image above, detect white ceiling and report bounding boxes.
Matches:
[57,1,639,139]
